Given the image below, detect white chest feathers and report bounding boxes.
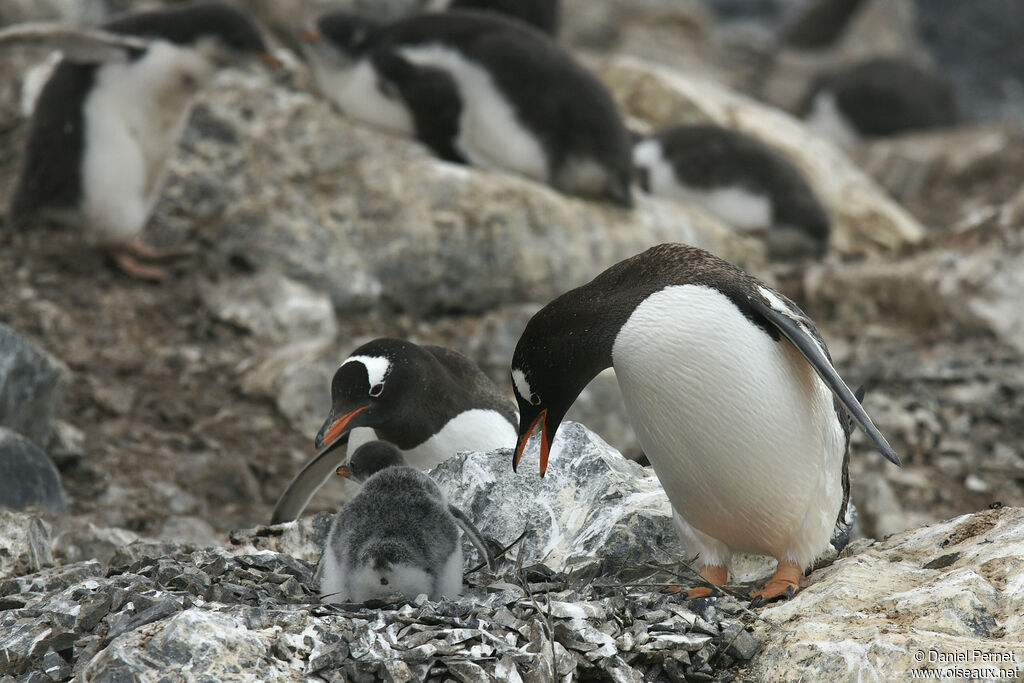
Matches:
[803,91,860,146]
[398,408,517,470]
[308,57,415,136]
[610,285,846,567]
[633,139,772,230]
[80,41,216,242]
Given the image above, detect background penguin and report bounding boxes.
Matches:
[299,10,633,206]
[508,243,900,605]
[317,440,493,604]
[271,337,517,524]
[633,124,831,259]
[3,2,279,279]
[799,57,959,144]
[424,0,560,36]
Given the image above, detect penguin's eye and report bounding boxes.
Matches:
[369,383,384,397]
[530,392,541,406]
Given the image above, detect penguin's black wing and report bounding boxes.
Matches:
[747,293,901,466]
[271,434,350,525]
[371,50,465,163]
[0,22,148,62]
[447,504,495,570]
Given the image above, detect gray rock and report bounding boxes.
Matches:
[0,512,53,582]
[0,428,67,513]
[153,69,760,317]
[0,323,69,447]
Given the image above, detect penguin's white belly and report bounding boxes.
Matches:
[633,139,772,230]
[611,285,846,565]
[80,42,213,242]
[399,409,517,470]
[311,58,414,136]
[396,45,549,182]
[804,91,860,146]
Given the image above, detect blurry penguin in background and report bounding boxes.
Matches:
[423,0,560,36]
[634,125,830,259]
[2,2,280,279]
[799,57,958,145]
[317,440,493,604]
[299,10,633,207]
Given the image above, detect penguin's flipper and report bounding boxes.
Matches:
[0,22,148,62]
[270,434,351,525]
[749,295,901,466]
[371,50,465,163]
[447,504,495,571]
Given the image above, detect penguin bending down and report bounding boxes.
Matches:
[633,125,830,259]
[509,243,900,605]
[299,10,633,206]
[271,337,517,524]
[3,2,279,279]
[799,57,958,144]
[317,440,494,604]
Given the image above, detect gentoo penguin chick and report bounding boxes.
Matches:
[318,440,493,604]
[509,243,900,604]
[424,0,560,36]
[271,337,517,524]
[799,57,958,144]
[4,2,279,279]
[633,125,830,259]
[299,10,632,206]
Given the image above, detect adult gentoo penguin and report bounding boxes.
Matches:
[3,2,279,279]
[318,440,493,603]
[633,125,831,259]
[799,57,958,144]
[271,337,517,524]
[510,243,900,604]
[299,10,633,206]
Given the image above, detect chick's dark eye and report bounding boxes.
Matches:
[369,383,384,397]
[530,393,541,406]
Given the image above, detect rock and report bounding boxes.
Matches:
[0,511,53,581]
[0,428,68,513]
[748,506,1024,682]
[597,55,927,255]
[153,69,761,317]
[432,421,681,573]
[0,323,69,446]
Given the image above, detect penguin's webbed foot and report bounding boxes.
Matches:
[685,564,728,599]
[748,560,801,607]
[110,251,168,281]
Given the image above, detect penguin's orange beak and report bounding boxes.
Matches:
[300,29,322,43]
[315,405,368,451]
[259,52,283,69]
[512,409,550,477]
[335,465,352,479]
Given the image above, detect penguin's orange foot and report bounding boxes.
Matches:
[686,565,728,599]
[749,560,802,607]
[111,252,167,281]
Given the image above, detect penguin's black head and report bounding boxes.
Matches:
[302,12,380,59]
[314,338,425,455]
[510,297,617,477]
[105,2,278,66]
[341,440,408,482]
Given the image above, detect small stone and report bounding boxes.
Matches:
[75,593,112,632]
[40,648,71,682]
[0,429,67,513]
[0,323,69,446]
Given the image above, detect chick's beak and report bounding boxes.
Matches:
[299,29,322,43]
[315,405,368,451]
[512,409,550,477]
[259,51,283,69]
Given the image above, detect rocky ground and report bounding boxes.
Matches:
[1,0,1023,681]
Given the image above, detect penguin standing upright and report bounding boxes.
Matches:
[634,124,831,258]
[3,2,279,278]
[271,337,517,524]
[317,440,493,604]
[299,10,633,206]
[509,243,900,604]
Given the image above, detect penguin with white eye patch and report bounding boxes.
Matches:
[509,243,900,605]
[317,440,494,604]
[2,2,280,279]
[271,337,517,524]
[298,10,633,206]
[633,125,831,259]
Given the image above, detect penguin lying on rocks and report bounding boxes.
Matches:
[509,243,900,605]
[317,440,493,603]
[633,124,831,259]
[299,10,633,206]
[2,2,280,279]
[271,337,517,524]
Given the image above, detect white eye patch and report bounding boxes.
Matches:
[511,368,539,405]
[344,355,391,394]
